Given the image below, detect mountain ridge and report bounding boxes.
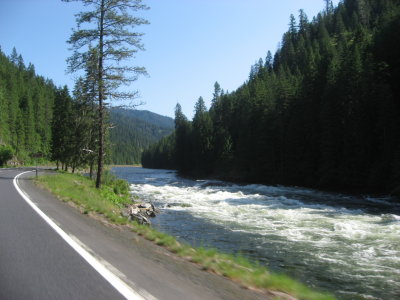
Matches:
[109,108,174,165]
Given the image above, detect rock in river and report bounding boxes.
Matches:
[123,202,158,225]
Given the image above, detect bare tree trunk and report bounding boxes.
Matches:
[89,160,94,179]
[95,0,105,189]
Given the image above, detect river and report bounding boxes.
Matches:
[112,167,400,300]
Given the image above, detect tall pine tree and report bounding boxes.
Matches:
[64,0,149,187]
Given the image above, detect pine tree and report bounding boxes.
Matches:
[192,97,213,173]
[0,82,9,145]
[51,86,73,169]
[211,82,221,107]
[64,0,149,187]
[70,47,99,175]
[9,47,18,65]
[174,103,193,173]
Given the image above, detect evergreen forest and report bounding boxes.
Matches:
[0,47,55,164]
[142,0,400,195]
[0,47,171,169]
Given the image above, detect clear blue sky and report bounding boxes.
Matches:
[0,0,339,118]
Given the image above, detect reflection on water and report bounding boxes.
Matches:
[113,167,400,300]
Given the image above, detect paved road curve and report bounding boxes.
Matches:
[0,168,126,300]
[0,168,269,300]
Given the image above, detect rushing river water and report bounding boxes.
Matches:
[112,167,400,300]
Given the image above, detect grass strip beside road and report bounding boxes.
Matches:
[36,172,336,300]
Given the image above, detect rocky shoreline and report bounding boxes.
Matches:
[121,201,158,225]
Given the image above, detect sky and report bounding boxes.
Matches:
[0,0,339,119]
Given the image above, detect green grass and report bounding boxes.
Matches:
[37,172,337,300]
[37,171,131,225]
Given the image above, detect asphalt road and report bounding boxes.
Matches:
[0,168,271,300]
[0,168,126,300]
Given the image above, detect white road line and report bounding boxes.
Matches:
[13,171,153,300]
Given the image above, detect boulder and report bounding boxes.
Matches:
[129,211,151,225]
[125,202,158,225]
[138,203,152,209]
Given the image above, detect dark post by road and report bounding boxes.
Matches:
[30,152,44,178]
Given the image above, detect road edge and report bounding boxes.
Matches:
[13,170,153,300]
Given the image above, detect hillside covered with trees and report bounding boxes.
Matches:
[0,47,55,164]
[142,0,400,195]
[0,47,171,169]
[109,108,174,165]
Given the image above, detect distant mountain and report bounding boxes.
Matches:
[108,108,174,164]
[111,108,174,129]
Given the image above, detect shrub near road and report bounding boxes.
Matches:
[0,145,13,167]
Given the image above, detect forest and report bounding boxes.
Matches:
[0,47,55,165]
[142,0,400,195]
[0,47,171,169]
[0,47,102,172]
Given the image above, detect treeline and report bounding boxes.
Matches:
[0,47,55,164]
[142,0,400,194]
[0,47,99,172]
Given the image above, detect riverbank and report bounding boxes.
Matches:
[36,171,336,300]
[108,164,142,168]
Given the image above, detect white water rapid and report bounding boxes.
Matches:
[113,167,400,300]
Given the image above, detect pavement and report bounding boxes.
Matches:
[0,168,271,300]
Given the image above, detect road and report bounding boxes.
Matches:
[0,168,270,300]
